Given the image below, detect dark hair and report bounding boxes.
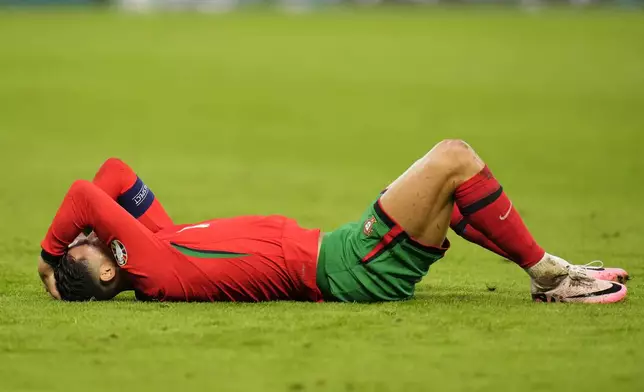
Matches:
[54,253,100,301]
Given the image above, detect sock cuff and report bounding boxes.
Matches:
[459,187,504,215]
[455,166,502,213]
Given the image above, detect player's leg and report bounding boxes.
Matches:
[449,204,628,283]
[450,204,510,259]
[380,139,626,303]
[318,141,480,303]
[92,158,173,233]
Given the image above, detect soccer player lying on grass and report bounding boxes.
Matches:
[38,139,629,304]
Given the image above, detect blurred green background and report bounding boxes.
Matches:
[0,8,643,392]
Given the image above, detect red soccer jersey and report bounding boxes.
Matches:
[41,180,323,302]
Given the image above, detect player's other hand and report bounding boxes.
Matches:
[38,257,61,300]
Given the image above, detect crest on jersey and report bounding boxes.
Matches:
[363,216,377,236]
[110,240,128,266]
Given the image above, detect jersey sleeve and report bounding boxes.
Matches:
[92,158,173,233]
[41,180,169,277]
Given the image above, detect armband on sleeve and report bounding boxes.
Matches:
[117,177,155,219]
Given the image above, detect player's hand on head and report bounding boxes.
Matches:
[38,257,61,300]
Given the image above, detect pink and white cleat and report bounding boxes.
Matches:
[578,261,630,284]
[531,272,627,303]
[528,254,628,304]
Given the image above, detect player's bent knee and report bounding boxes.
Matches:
[433,139,471,154]
[428,139,474,167]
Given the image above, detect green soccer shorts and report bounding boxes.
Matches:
[316,198,450,302]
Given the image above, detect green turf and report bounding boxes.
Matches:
[1,8,643,392]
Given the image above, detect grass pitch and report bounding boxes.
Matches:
[1,8,643,392]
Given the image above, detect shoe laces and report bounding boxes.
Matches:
[582,260,604,269]
[567,264,594,281]
[567,260,605,278]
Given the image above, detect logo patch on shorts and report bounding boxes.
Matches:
[110,240,128,266]
[363,216,377,236]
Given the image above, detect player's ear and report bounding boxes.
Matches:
[99,261,116,283]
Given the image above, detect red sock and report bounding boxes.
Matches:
[450,205,510,259]
[92,158,173,233]
[454,166,544,269]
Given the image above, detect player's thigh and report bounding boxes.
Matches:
[379,147,455,246]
